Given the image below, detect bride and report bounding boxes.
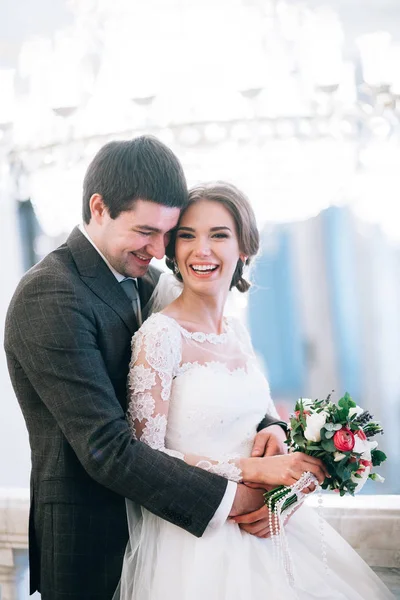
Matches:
[117,182,393,599]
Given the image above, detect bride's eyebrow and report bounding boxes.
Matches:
[176,226,195,232]
[177,226,232,232]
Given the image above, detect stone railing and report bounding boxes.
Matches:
[1,489,399,600]
[0,489,31,600]
[305,494,400,568]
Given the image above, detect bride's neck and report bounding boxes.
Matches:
[167,288,227,334]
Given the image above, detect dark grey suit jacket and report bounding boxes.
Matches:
[4,227,283,600]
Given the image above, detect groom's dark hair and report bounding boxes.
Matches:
[82,135,188,223]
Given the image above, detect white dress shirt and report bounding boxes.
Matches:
[78,224,237,527]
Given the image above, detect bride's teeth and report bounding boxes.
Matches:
[191,265,218,272]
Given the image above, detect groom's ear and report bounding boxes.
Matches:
[239,254,248,264]
[89,194,107,222]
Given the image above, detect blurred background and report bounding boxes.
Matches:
[1,0,400,507]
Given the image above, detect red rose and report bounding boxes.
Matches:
[355,429,367,441]
[333,428,355,452]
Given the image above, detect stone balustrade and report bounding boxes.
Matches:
[1,488,399,599]
[305,494,400,568]
[0,489,31,600]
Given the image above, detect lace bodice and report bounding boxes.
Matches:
[127,313,279,481]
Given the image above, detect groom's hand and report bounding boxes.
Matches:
[233,500,302,538]
[232,505,273,538]
[251,424,288,458]
[229,485,264,519]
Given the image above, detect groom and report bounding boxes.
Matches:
[4,136,287,600]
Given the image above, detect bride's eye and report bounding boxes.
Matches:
[177,232,195,239]
[212,233,229,239]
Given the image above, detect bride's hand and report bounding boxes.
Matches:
[250,427,317,492]
[239,452,330,488]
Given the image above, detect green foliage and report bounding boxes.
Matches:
[348,421,361,431]
[348,461,360,472]
[371,449,387,466]
[321,438,336,453]
[292,435,306,450]
[325,422,341,430]
[335,392,356,423]
[334,458,352,482]
[339,392,356,409]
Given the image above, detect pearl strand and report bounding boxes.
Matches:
[269,472,322,590]
[317,488,329,574]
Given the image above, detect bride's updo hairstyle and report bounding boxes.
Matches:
[166,181,259,293]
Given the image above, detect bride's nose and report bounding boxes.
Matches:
[193,238,212,257]
[195,246,211,258]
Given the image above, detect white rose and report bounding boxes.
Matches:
[349,405,363,418]
[353,437,378,460]
[353,436,370,456]
[304,411,328,442]
[334,452,347,462]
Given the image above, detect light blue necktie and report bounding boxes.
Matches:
[120,278,142,325]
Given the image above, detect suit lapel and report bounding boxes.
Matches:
[67,227,138,335]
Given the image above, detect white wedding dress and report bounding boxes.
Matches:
[117,312,393,600]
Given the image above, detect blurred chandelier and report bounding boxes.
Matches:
[1,0,400,173]
[1,0,400,244]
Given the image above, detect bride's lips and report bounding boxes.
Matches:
[131,252,152,266]
[189,263,220,278]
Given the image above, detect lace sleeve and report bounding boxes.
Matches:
[127,314,243,482]
[127,314,184,459]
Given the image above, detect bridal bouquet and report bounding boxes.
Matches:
[264,392,387,514]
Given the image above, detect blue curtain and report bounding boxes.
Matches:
[248,226,305,397]
[322,206,362,400]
